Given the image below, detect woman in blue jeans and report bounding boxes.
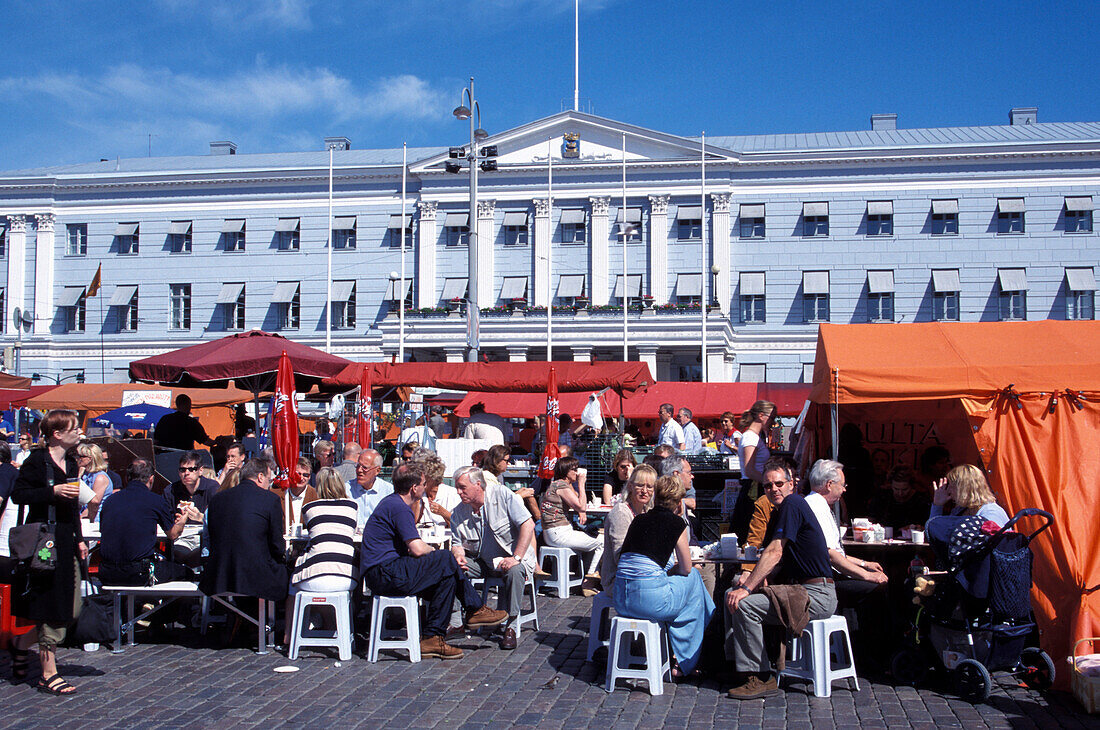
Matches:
[612,474,714,676]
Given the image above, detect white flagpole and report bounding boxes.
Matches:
[547,137,553,361]
[574,0,580,111]
[325,144,334,352]
[400,142,407,362]
[701,132,708,382]
[622,132,628,361]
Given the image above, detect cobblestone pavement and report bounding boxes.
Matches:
[1,594,1095,729]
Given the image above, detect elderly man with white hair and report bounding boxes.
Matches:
[450,465,537,650]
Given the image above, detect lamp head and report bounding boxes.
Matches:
[453,105,472,120]
[711,264,721,275]
[473,128,489,141]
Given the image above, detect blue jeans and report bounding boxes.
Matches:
[612,570,715,674]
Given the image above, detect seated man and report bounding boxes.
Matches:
[450,465,537,650]
[98,458,192,586]
[724,465,838,700]
[744,458,797,550]
[347,448,393,530]
[272,456,319,529]
[868,465,930,531]
[360,462,507,660]
[200,455,288,603]
[163,450,220,567]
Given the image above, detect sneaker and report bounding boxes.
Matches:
[465,605,508,629]
[420,635,464,660]
[726,675,778,700]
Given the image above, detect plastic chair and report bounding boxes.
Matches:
[779,615,860,698]
[586,590,615,661]
[288,590,353,661]
[0,583,35,651]
[605,616,672,696]
[367,595,421,663]
[471,569,539,637]
[538,546,583,598]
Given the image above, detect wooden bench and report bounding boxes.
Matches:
[101,581,273,654]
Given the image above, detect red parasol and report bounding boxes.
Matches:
[356,364,372,447]
[271,351,299,491]
[538,367,561,480]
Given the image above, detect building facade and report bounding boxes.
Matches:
[0,109,1097,384]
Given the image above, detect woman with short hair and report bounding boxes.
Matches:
[601,448,636,505]
[931,464,1010,527]
[75,442,112,522]
[600,463,656,591]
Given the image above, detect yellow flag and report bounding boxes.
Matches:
[87,264,102,298]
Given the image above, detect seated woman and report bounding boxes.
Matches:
[930,464,1010,528]
[613,474,715,677]
[410,449,459,532]
[282,467,359,645]
[600,464,656,592]
[481,444,540,521]
[602,448,636,506]
[76,442,113,522]
[540,456,603,591]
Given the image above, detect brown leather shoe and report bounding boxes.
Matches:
[500,627,517,650]
[726,674,778,700]
[419,635,464,660]
[465,604,508,629]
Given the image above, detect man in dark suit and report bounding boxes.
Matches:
[200,455,288,603]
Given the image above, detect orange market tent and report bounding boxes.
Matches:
[806,320,1100,688]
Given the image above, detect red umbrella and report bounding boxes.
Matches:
[538,367,561,480]
[272,351,299,491]
[356,364,372,448]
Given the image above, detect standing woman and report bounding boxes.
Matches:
[75,442,112,522]
[731,400,776,539]
[601,448,636,505]
[716,412,741,454]
[10,409,85,695]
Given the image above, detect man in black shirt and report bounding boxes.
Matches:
[0,442,18,501]
[163,450,219,567]
[98,459,191,586]
[155,394,215,452]
[724,488,838,700]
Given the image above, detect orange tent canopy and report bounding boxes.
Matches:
[325,361,654,394]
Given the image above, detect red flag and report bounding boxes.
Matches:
[272,350,299,490]
[356,363,372,447]
[538,367,561,480]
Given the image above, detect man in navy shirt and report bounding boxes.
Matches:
[98,459,191,586]
[361,462,507,660]
[724,480,838,700]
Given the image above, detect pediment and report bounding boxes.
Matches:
[410,111,734,172]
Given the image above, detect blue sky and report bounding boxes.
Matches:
[1,0,1097,169]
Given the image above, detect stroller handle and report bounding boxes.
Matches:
[1004,508,1054,542]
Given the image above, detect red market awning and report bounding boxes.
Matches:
[325,361,654,395]
[0,385,58,410]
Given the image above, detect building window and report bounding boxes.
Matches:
[503,212,529,246]
[218,283,246,330]
[170,284,191,330]
[560,210,586,244]
[931,200,959,235]
[1066,268,1096,320]
[997,268,1027,321]
[0,229,4,257]
[276,219,300,251]
[555,274,586,306]
[110,285,139,332]
[272,282,300,330]
[866,202,893,236]
[0,288,4,332]
[676,206,702,241]
[65,224,88,255]
[385,214,411,248]
[1065,197,1094,233]
[332,281,357,329]
[931,269,960,321]
[802,203,829,237]
[739,204,765,239]
[440,277,469,306]
[739,272,766,324]
[333,216,357,249]
[499,276,529,305]
[612,274,642,304]
[60,287,87,333]
[386,277,412,311]
[168,221,192,254]
[674,273,702,305]
[996,198,1025,234]
[802,363,815,383]
[867,270,895,322]
[738,364,766,383]
[615,208,642,243]
[222,220,246,252]
[802,271,829,323]
[444,212,469,247]
[115,222,139,255]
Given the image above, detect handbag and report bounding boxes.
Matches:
[67,581,117,646]
[7,455,62,575]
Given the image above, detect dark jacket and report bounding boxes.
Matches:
[164,475,220,524]
[10,448,82,623]
[199,480,288,601]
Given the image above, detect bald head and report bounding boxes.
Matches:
[355,448,383,488]
[343,442,362,461]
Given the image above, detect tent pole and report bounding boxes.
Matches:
[830,366,839,461]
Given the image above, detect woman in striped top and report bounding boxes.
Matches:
[282,467,358,645]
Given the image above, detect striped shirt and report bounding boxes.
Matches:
[291,498,358,584]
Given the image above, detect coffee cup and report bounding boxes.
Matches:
[591,496,601,508]
[911,530,925,544]
[883,527,894,540]
[744,545,759,561]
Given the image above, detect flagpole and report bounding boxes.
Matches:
[701,131,708,382]
[547,136,553,361]
[99,295,104,383]
[400,142,407,362]
[325,144,334,352]
[622,132,628,361]
[574,0,580,111]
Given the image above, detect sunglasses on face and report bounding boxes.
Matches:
[179,465,200,473]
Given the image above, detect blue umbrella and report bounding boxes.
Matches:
[91,403,175,430]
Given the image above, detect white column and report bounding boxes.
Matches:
[532,198,551,307]
[476,200,495,309]
[707,350,727,381]
[444,346,466,363]
[6,216,26,333]
[711,193,731,314]
[416,200,437,309]
[637,344,659,378]
[589,197,610,305]
[506,345,529,362]
[571,345,592,362]
[648,195,670,304]
[34,214,55,336]
[656,352,673,381]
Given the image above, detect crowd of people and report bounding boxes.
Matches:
[0,396,1012,702]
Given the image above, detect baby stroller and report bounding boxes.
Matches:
[890,508,1055,702]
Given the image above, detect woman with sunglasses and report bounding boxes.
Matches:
[600,464,656,591]
[601,448,636,506]
[715,411,740,454]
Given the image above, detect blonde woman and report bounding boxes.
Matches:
[931,464,1010,528]
[600,463,656,591]
[75,442,112,522]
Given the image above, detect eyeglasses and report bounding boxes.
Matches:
[179,465,200,473]
[762,480,789,489]
[355,463,379,471]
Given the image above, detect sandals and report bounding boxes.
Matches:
[36,673,76,696]
[10,649,30,683]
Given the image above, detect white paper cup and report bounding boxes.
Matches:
[591,497,601,507]
[911,530,925,544]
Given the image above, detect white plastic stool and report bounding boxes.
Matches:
[288,590,353,661]
[780,615,860,697]
[471,569,539,637]
[605,616,672,696]
[586,590,615,661]
[367,595,421,663]
[538,546,584,598]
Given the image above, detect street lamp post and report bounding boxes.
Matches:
[452,79,489,362]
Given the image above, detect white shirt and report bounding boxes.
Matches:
[805,491,842,553]
[463,412,510,445]
[657,419,685,449]
[682,421,703,454]
[737,430,770,477]
[13,447,31,467]
[347,476,393,530]
[398,426,436,449]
